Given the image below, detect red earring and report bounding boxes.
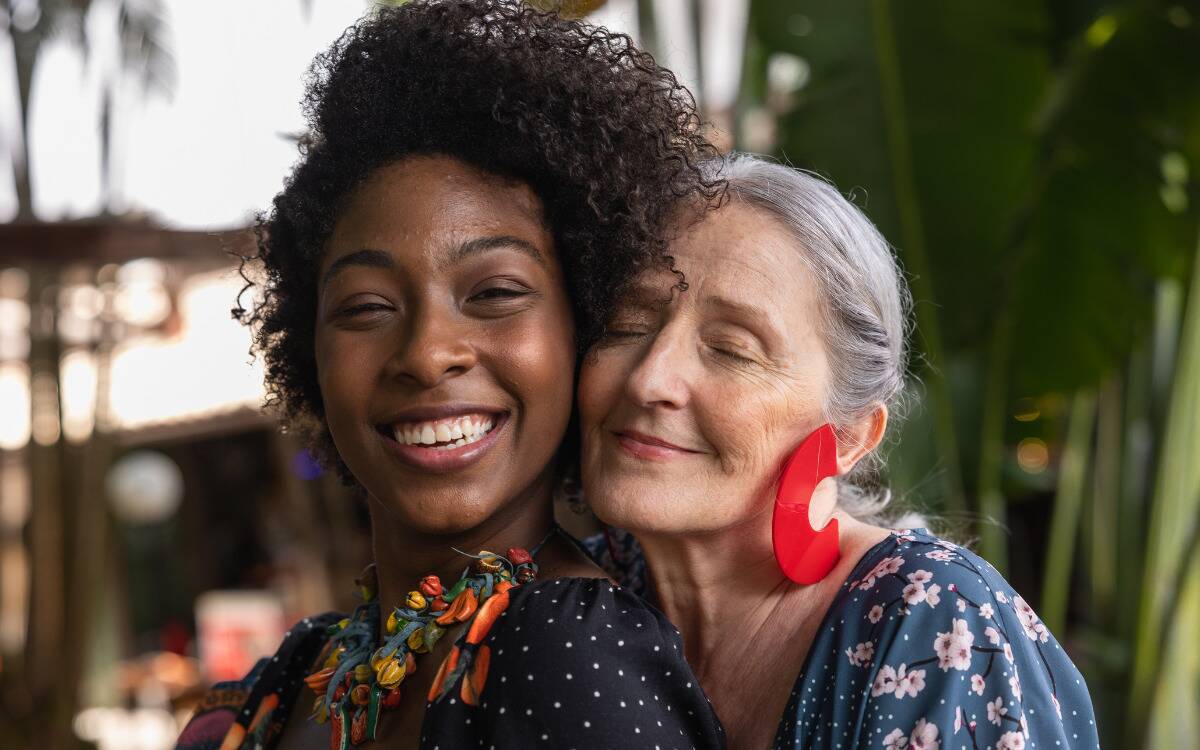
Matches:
[772,423,841,584]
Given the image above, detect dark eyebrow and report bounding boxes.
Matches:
[321,248,395,287]
[447,235,545,267]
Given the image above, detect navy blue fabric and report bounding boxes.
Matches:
[590,527,1099,749]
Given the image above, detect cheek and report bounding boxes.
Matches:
[494,313,575,424]
[698,375,823,485]
[315,331,378,416]
[577,347,630,434]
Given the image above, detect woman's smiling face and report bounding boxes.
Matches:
[315,155,575,533]
[578,201,838,536]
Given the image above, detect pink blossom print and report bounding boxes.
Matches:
[768,528,1097,750]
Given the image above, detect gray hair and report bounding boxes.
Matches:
[707,153,913,523]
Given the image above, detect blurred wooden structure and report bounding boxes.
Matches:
[0,220,362,750]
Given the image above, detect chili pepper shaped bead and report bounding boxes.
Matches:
[382,687,402,708]
[472,553,504,575]
[445,577,469,599]
[385,609,401,635]
[422,623,445,651]
[435,587,478,625]
[404,590,427,610]
[325,645,346,669]
[310,695,327,723]
[419,575,442,598]
[370,646,397,671]
[506,547,532,565]
[460,644,491,707]
[430,597,449,612]
[350,684,371,707]
[304,667,335,694]
[407,627,429,654]
[375,657,406,689]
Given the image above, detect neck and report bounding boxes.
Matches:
[639,503,796,674]
[367,468,558,624]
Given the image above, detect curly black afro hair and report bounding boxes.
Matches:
[236,0,723,473]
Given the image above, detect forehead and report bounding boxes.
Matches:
[326,156,550,261]
[662,201,819,316]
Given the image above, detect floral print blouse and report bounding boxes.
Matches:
[593,527,1099,749]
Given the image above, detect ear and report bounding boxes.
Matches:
[835,402,888,475]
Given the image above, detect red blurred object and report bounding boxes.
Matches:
[772,424,841,585]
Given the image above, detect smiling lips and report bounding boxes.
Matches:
[380,411,505,472]
[392,414,496,450]
[613,429,699,461]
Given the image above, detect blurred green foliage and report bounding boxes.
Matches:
[742,0,1200,745]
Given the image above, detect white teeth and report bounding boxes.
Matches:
[391,414,498,447]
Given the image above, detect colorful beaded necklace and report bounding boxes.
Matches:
[303,528,556,748]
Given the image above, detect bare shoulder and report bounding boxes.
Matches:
[536,532,611,581]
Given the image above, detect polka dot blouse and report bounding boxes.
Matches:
[422,576,725,749]
[175,577,726,750]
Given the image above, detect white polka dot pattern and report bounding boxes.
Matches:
[421,576,726,749]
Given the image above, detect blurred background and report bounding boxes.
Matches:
[0,0,1196,747]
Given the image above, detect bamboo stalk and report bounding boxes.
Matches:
[1042,389,1096,635]
[976,316,1013,573]
[1128,233,1200,745]
[869,0,967,516]
[1118,343,1152,642]
[1089,375,1121,620]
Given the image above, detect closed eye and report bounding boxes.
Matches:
[337,302,392,317]
[707,343,757,365]
[470,286,529,302]
[602,328,647,339]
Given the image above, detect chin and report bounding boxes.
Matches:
[590,474,751,539]
[589,480,681,534]
[370,485,500,535]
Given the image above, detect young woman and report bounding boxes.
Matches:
[580,153,1098,749]
[175,2,725,748]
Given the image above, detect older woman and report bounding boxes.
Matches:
[580,153,1098,749]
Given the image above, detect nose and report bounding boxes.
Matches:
[623,325,691,410]
[385,301,476,388]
